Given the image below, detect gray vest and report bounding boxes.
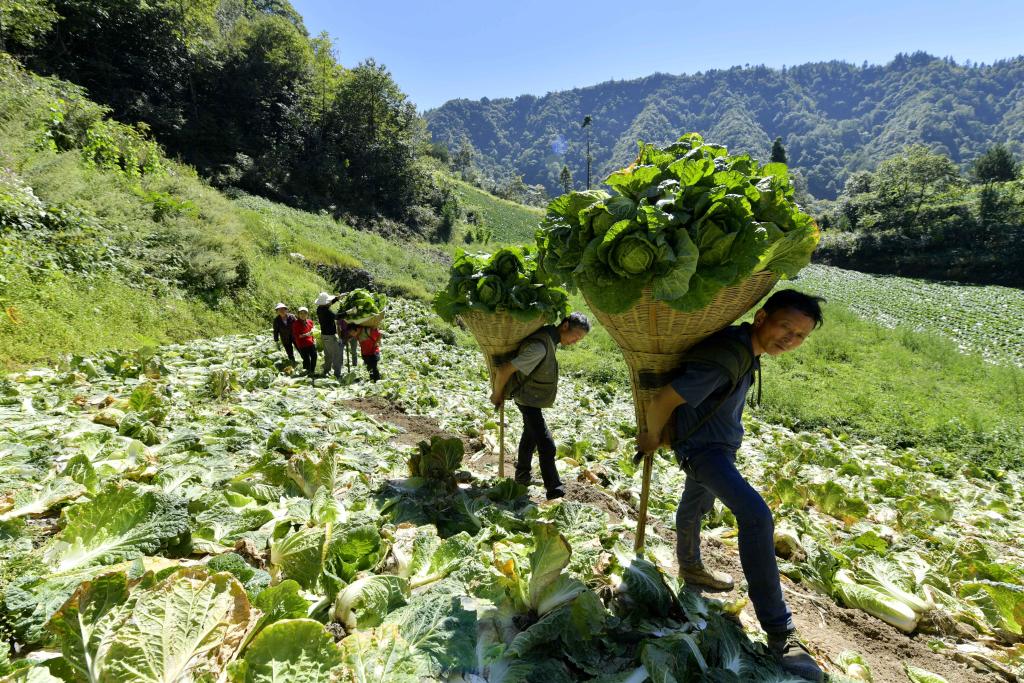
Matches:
[512,328,559,409]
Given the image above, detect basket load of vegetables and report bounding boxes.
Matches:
[535,132,820,552]
[433,246,571,383]
[433,247,570,325]
[338,288,388,327]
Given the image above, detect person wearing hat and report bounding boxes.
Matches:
[314,292,343,379]
[272,303,296,364]
[291,307,317,376]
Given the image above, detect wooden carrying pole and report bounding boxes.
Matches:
[583,271,779,558]
[498,403,505,478]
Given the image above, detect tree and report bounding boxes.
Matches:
[559,164,572,194]
[0,0,58,52]
[972,144,1019,183]
[873,145,959,231]
[581,115,592,190]
[453,135,477,182]
[770,136,788,164]
[320,58,421,217]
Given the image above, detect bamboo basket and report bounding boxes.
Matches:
[459,309,548,477]
[582,270,779,554]
[459,310,547,382]
[350,312,385,328]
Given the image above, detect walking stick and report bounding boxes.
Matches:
[634,449,654,557]
[498,403,506,478]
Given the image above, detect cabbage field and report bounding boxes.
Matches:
[793,265,1024,368]
[1,299,1022,682]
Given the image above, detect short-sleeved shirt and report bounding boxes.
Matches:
[510,327,557,375]
[670,324,758,461]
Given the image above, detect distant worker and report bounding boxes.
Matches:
[489,313,590,501]
[636,290,826,683]
[314,292,343,379]
[291,307,317,377]
[272,303,296,364]
[355,325,383,382]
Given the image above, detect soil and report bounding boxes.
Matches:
[344,397,1004,683]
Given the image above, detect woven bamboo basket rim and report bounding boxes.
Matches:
[349,311,385,327]
[459,309,547,349]
[584,271,779,356]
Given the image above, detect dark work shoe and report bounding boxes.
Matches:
[767,631,824,682]
[679,562,734,591]
[545,487,565,501]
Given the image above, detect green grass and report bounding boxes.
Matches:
[0,56,449,370]
[452,178,543,245]
[757,303,1024,468]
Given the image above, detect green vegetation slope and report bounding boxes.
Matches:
[0,54,450,369]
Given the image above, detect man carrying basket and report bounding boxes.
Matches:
[637,289,825,683]
[489,312,590,501]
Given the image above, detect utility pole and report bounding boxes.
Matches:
[581,115,592,190]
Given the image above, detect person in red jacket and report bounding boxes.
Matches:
[354,325,383,382]
[291,307,317,377]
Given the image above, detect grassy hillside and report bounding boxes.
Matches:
[0,55,451,370]
[452,177,543,245]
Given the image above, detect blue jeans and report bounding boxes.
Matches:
[675,446,794,634]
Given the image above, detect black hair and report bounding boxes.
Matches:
[560,311,591,333]
[762,289,826,328]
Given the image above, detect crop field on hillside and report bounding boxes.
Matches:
[454,180,544,245]
[793,265,1024,367]
[1,299,1020,682]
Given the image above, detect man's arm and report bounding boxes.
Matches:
[489,363,518,407]
[636,385,686,454]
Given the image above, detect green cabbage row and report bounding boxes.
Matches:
[432,247,571,323]
[535,132,820,314]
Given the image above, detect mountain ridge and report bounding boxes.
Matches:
[425,52,1024,200]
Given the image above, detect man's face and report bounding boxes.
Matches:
[559,325,587,347]
[752,307,815,356]
[277,308,288,318]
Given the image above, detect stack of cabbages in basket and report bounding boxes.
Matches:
[534,132,820,553]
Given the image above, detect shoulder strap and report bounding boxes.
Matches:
[680,334,753,386]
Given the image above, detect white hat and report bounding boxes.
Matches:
[297,306,309,313]
[313,292,335,307]
[274,302,287,310]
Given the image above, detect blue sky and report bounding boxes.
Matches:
[292,0,1024,111]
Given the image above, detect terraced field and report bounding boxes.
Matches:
[793,265,1024,367]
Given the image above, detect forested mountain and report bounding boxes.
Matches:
[425,53,1024,199]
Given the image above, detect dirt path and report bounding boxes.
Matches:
[347,398,1001,683]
